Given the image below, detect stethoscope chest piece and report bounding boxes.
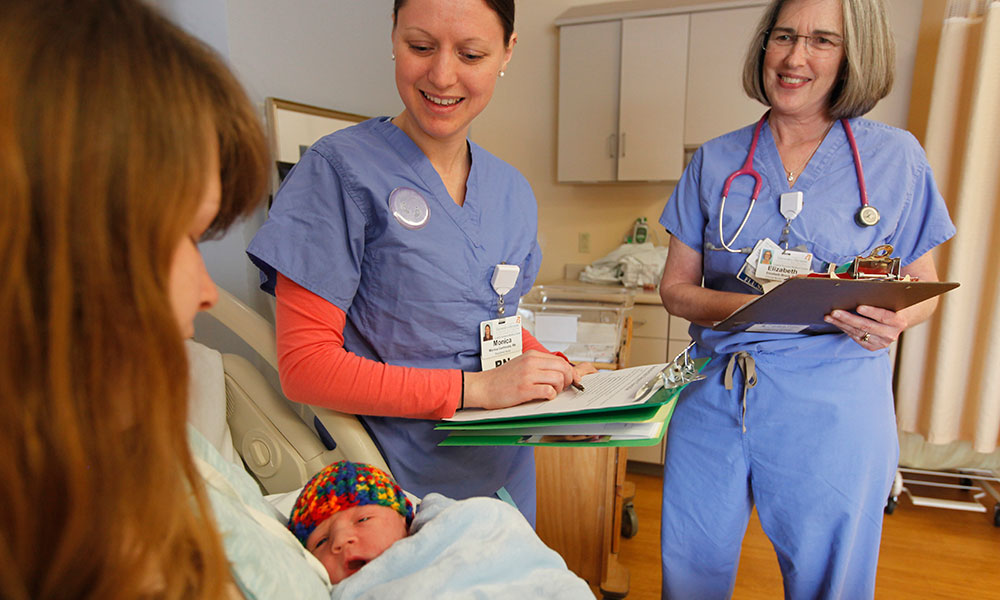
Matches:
[855,205,880,227]
[389,187,430,230]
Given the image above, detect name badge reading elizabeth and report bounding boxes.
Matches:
[480,316,522,371]
[754,244,813,282]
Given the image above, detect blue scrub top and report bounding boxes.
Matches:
[660,117,955,359]
[248,117,542,515]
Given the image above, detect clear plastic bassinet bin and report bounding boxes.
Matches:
[517,285,634,369]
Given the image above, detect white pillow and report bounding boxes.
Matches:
[185,340,239,465]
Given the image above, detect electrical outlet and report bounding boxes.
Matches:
[578,232,590,254]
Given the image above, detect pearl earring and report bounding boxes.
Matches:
[391,52,395,61]
[499,70,505,78]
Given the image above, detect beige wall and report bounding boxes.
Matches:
[473,0,703,284]
[472,0,927,284]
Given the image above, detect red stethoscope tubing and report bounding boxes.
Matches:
[717,112,871,252]
[721,115,767,203]
[842,118,870,208]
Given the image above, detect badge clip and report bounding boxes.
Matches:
[491,264,520,316]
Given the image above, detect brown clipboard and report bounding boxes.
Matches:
[712,277,960,333]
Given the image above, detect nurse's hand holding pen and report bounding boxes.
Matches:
[463,351,597,410]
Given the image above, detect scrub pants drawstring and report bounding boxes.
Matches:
[724,352,757,433]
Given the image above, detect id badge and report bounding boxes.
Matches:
[754,240,813,281]
[480,316,522,371]
[737,239,771,292]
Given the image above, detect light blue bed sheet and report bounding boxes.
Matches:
[331,493,593,600]
[191,426,591,599]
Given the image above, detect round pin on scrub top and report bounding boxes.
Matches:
[389,187,430,230]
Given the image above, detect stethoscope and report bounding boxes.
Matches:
[717,112,880,253]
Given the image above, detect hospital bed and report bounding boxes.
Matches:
[201,287,390,493]
[189,288,594,599]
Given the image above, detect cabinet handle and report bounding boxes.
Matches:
[607,133,617,158]
[621,132,626,158]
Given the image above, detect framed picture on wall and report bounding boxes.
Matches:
[264,97,368,193]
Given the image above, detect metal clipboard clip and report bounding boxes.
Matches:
[633,341,706,403]
[850,244,901,280]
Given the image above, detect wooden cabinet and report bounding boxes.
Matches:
[618,15,689,181]
[628,306,692,466]
[628,303,670,366]
[684,5,769,146]
[556,0,922,179]
[556,20,621,183]
[535,445,629,597]
[557,15,688,182]
[557,1,767,182]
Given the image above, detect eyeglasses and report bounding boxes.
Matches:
[763,30,843,56]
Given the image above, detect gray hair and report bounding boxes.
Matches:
[741,0,895,120]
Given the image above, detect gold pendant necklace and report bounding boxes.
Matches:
[784,121,834,184]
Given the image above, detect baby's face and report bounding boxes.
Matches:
[305,504,409,583]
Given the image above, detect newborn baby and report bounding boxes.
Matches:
[287,461,414,583]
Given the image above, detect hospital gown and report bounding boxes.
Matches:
[657,117,955,598]
[248,117,542,523]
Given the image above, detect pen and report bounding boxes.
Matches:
[567,361,585,392]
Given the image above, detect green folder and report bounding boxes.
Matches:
[438,399,677,447]
[435,357,709,448]
[436,386,674,431]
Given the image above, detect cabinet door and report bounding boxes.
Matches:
[684,5,768,147]
[557,21,621,183]
[618,15,688,181]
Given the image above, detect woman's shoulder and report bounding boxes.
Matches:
[848,117,925,157]
[310,117,390,158]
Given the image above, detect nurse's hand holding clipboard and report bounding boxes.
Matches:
[823,252,943,350]
[464,351,596,410]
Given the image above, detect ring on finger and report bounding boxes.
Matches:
[860,331,871,343]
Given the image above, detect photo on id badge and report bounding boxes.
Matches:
[480,316,522,371]
[740,238,812,292]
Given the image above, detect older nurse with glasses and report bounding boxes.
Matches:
[656,0,954,597]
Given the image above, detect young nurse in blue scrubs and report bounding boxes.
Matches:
[657,0,954,597]
[248,0,591,526]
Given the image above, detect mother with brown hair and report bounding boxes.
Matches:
[0,1,268,597]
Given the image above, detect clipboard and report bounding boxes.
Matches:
[434,356,711,448]
[713,276,959,333]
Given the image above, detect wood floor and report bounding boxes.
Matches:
[612,466,1000,599]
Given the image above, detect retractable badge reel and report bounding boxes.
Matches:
[479,264,523,371]
[491,264,520,317]
[778,191,803,248]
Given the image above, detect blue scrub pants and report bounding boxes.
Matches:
[660,351,897,599]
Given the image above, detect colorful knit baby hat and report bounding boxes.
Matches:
[287,460,414,545]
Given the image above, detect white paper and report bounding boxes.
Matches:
[534,313,579,344]
[445,363,669,423]
[455,422,663,439]
[745,323,809,333]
